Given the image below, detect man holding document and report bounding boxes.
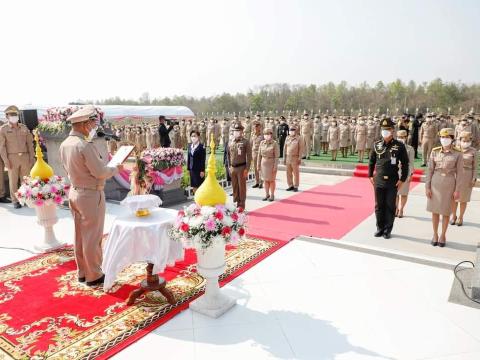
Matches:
[60,106,124,287]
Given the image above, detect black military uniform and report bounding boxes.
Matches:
[277,116,289,158]
[368,118,409,239]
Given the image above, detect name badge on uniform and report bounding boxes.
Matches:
[238,145,242,156]
[391,157,396,165]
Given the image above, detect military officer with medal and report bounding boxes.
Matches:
[368,118,409,239]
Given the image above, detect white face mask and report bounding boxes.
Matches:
[381,130,392,138]
[332,122,337,126]
[191,136,199,143]
[440,138,452,147]
[359,121,365,125]
[289,131,296,136]
[461,141,471,149]
[264,134,272,140]
[8,115,19,124]
[397,138,406,144]
[233,131,241,139]
[88,126,98,140]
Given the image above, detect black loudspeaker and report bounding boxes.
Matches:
[20,109,39,131]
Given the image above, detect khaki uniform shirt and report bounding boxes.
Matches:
[227,137,252,169]
[59,130,119,190]
[251,133,264,154]
[0,123,34,164]
[283,135,305,164]
[420,122,437,142]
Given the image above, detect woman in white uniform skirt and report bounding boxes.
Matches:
[396,130,415,218]
[425,128,463,247]
[451,131,477,226]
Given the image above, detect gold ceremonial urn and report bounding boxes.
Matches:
[30,130,54,181]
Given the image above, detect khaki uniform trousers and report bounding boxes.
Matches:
[7,153,31,203]
[0,157,5,198]
[252,151,261,185]
[304,134,312,157]
[69,188,106,282]
[286,160,300,188]
[422,139,435,164]
[230,165,247,209]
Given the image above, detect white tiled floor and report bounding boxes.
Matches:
[110,240,480,360]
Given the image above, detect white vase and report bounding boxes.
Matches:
[189,240,236,318]
[34,203,64,253]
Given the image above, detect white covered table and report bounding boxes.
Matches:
[102,208,184,305]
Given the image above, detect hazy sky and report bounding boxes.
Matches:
[1,0,479,105]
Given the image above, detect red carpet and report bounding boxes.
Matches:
[0,237,285,359]
[353,164,424,182]
[247,177,374,241]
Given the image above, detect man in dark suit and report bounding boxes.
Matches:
[158,115,174,147]
[187,130,206,193]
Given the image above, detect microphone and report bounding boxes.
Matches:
[97,131,120,141]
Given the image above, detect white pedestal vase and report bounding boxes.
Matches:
[189,241,236,318]
[34,203,65,252]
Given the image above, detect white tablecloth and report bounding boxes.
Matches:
[102,208,184,291]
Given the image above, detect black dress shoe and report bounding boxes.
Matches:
[293,188,298,192]
[421,164,426,167]
[13,203,22,209]
[431,240,438,246]
[0,197,11,203]
[78,277,86,283]
[286,187,294,191]
[383,232,391,239]
[374,230,384,237]
[258,184,263,189]
[262,196,269,201]
[252,184,259,188]
[438,242,446,248]
[86,274,105,287]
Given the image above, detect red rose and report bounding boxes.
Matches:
[237,207,244,213]
[221,226,231,236]
[64,185,71,190]
[238,228,245,236]
[44,178,49,183]
[215,211,224,220]
[180,223,190,232]
[231,212,239,221]
[178,210,185,217]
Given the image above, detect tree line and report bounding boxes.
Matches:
[86,79,480,116]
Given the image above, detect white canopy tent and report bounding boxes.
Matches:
[0,104,195,120]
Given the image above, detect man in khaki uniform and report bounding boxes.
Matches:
[59,106,122,286]
[420,114,438,166]
[339,118,350,158]
[220,118,230,148]
[0,106,35,208]
[251,121,264,188]
[300,113,312,159]
[0,116,10,203]
[227,122,252,209]
[284,125,304,192]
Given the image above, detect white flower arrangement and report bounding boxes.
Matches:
[16,176,71,208]
[169,203,247,250]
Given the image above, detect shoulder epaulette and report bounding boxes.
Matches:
[432,146,442,151]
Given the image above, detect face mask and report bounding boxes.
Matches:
[289,131,296,136]
[381,130,392,138]
[8,116,19,124]
[461,122,467,126]
[264,134,272,140]
[359,121,365,125]
[332,122,337,126]
[191,136,199,143]
[397,138,406,144]
[461,141,471,149]
[440,138,452,147]
[234,131,241,138]
[88,125,98,140]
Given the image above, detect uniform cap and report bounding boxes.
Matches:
[439,127,454,137]
[280,115,286,120]
[67,105,97,124]
[397,130,408,137]
[232,122,244,131]
[380,117,394,129]
[459,131,472,140]
[4,105,19,115]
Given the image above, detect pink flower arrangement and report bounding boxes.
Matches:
[169,202,247,250]
[16,175,70,208]
[141,148,185,171]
